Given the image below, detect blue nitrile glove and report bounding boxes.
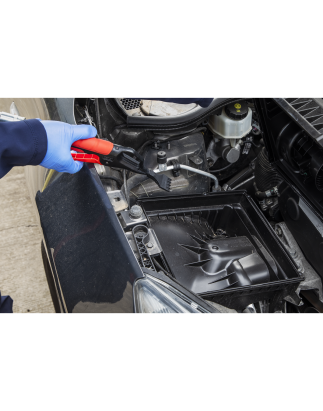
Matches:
[39,120,97,173]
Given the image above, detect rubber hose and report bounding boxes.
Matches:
[255,190,268,199]
[123,170,130,206]
[95,98,103,138]
[254,182,277,199]
[225,166,254,190]
[124,173,148,193]
[210,163,232,173]
[158,127,207,142]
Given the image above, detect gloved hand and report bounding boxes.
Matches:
[39,120,97,173]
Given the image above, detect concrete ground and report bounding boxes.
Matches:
[0,166,55,313]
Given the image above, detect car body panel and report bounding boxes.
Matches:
[1,98,143,312]
[26,97,145,313]
[37,164,144,312]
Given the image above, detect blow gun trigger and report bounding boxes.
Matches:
[71,138,114,156]
[71,153,102,164]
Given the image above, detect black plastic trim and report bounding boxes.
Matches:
[274,98,323,146]
[125,98,242,131]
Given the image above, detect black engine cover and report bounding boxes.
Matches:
[131,133,209,199]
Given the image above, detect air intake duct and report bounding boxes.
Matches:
[254,147,283,192]
[283,131,323,192]
[310,150,323,191]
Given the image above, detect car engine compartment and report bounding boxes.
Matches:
[73,98,323,313]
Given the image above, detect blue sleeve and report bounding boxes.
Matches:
[0,293,13,313]
[125,97,214,107]
[0,119,48,179]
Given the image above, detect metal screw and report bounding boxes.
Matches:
[275,227,282,236]
[147,242,153,249]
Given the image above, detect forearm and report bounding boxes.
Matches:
[0,119,47,178]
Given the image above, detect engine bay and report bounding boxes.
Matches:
[73,98,323,313]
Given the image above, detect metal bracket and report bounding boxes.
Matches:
[107,190,128,212]
[119,209,147,230]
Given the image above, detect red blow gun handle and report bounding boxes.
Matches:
[72,138,114,155]
[71,153,102,164]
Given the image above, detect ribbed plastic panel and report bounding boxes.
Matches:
[316,167,323,191]
[285,98,323,133]
[254,148,283,191]
[272,97,323,146]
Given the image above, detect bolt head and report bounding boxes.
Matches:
[130,205,143,219]
[275,227,282,236]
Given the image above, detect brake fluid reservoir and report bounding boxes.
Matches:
[208,101,252,139]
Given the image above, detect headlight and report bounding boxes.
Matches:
[134,275,210,313]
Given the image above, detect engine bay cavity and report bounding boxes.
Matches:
[74,98,323,313]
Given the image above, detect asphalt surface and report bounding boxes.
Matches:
[0,166,55,313]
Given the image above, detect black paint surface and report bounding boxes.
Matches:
[36,165,143,313]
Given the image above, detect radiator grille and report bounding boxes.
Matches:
[120,99,141,111]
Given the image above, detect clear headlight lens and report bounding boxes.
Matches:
[134,275,209,313]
